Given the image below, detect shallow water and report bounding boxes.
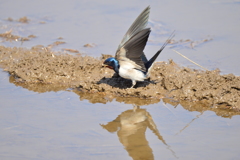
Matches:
[1,0,240,159]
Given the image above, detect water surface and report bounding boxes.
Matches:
[0,0,240,159]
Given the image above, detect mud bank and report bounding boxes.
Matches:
[0,45,239,111]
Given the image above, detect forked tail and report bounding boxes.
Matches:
[145,31,175,70]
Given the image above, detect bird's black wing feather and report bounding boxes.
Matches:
[117,6,150,50]
[122,28,151,72]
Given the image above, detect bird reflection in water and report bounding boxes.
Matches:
[100,105,177,159]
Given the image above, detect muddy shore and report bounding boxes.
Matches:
[0,45,239,113]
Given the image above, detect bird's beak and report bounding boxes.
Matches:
[102,63,107,67]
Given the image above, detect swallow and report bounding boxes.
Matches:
[103,6,174,88]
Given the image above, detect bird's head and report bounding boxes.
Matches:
[103,57,119,70]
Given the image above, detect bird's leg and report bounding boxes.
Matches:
[130,80,136,88]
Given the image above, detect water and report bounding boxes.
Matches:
[0,0,240,159]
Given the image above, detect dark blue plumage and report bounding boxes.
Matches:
[103,57,119,74]
[103,6,174,88]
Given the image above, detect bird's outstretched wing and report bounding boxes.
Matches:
[115,6,151,72]
[117,6,150,50]
[116,28,151,72]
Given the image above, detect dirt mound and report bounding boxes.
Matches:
[0,45,239,111]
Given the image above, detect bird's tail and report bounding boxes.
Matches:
[145,31,175,70]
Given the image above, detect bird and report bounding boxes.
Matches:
[103,6,174,88]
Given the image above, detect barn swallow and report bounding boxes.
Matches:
[103,6,174,88]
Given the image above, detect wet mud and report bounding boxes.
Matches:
[0,45,239,112]
[0,30,36,42]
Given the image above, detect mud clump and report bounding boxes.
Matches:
[0,45,239,111]
[156,62,240,109]
[0,46,102,86]
[0,30,36,42]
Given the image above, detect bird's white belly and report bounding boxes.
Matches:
[119,66,146,82]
